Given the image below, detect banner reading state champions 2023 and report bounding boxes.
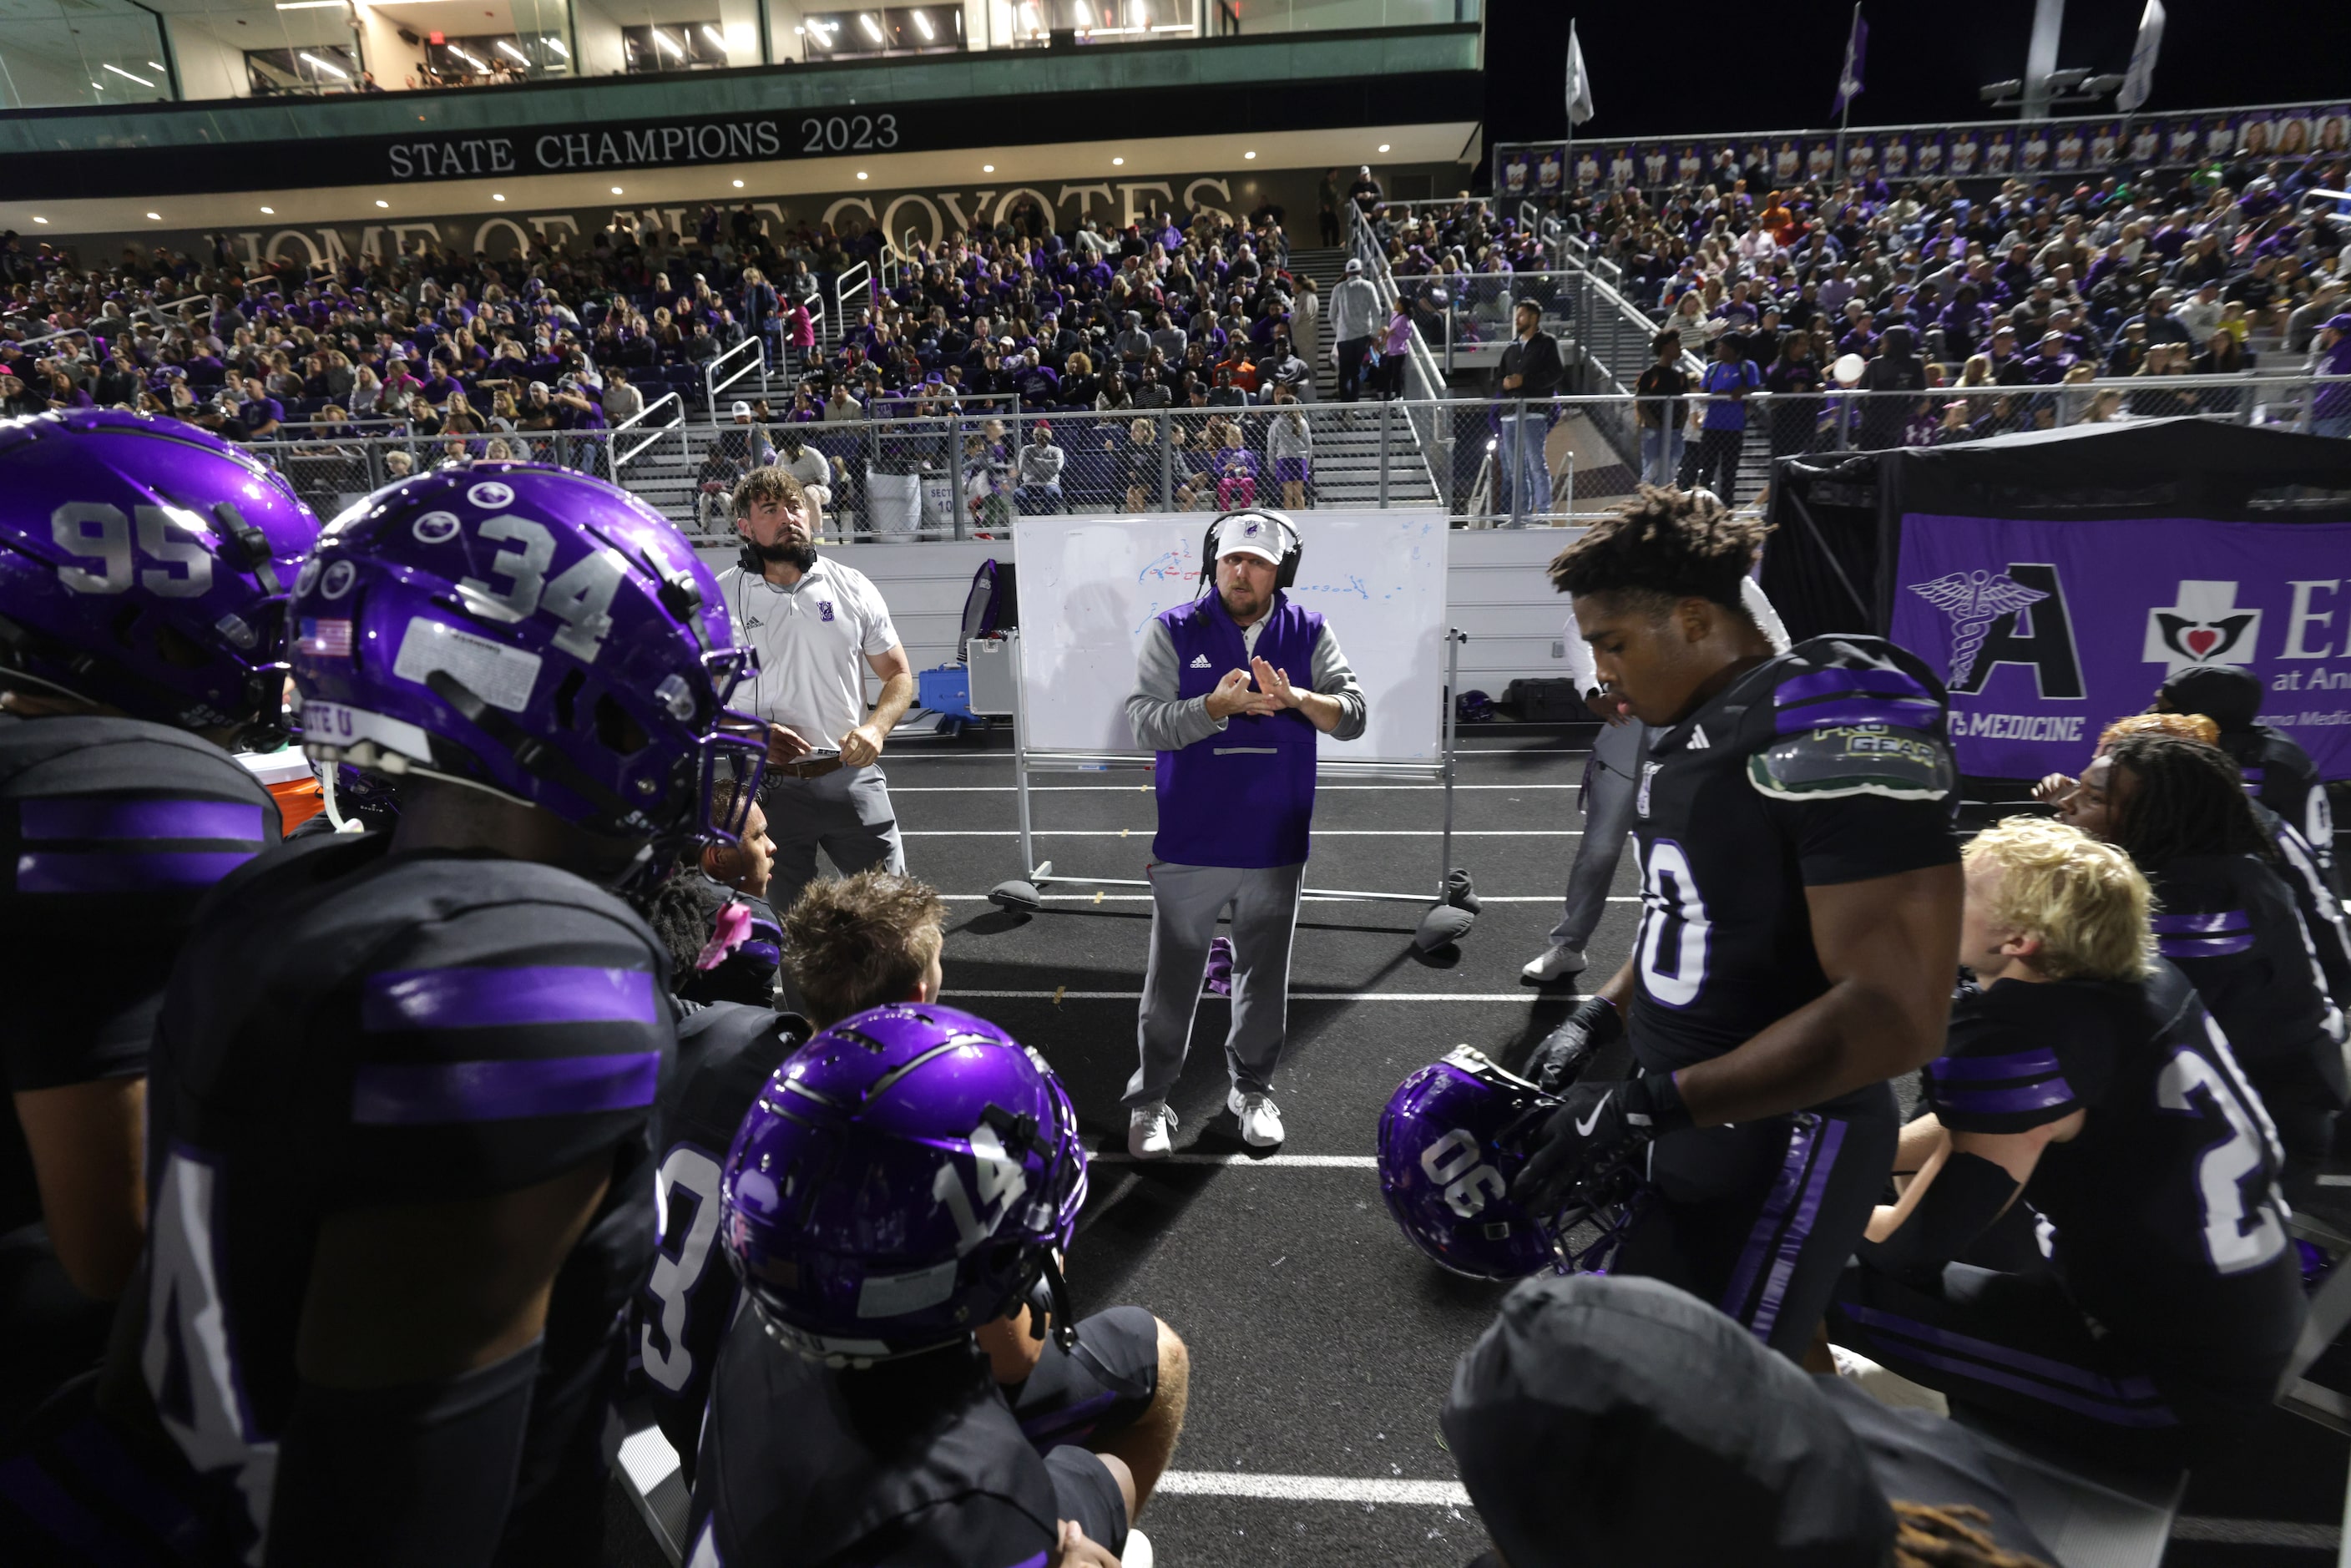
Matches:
[1888,513,2351,781]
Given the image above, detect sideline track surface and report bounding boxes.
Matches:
[609,728,2345,1567]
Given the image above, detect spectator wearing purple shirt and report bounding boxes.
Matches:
[2020,331,2078,386]
[233,376,283,441]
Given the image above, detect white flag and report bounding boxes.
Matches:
[2118,0,2165,114]
[1565,20,1595,128]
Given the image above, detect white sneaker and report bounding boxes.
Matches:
[1227,1087,1285,1147]
[1122,1529,1155,1568]
[1521,944,1589,984]
[1128,1102,1177,1160]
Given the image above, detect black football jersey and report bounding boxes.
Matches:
[2263,806,2351,1009]
[128,832,675,1563]
[2222,726,2334,884]
[1626,637,1959,1074]
[637,1000,809,1480]
[0,716,279,1235]
[1925,968,2305,1373]
[2147,852,2343,1077]
[687,1314,1061,1568]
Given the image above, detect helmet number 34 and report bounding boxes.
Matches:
[53,503,215,598]
[1420,1128,1506,1218]
[456,514,625,661]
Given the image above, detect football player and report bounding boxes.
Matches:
[2036,711,2348,1006]
[99,464,766,1564]
[1828,819,2304,1469]
[0,410,316,1429]
[1449,1273,2058,1568]
[1513,488,1963,1359]
[692,1004,1135,1567]
[2057,735,2343,1202]
[2156,665,2337,886]
[650,774,786,1011]
[645,869,1189,1512]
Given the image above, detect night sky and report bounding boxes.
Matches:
[1483,0,2351,149]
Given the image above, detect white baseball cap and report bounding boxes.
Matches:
[1217,514,1286,565]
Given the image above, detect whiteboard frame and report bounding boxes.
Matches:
[1008,509,1452,773]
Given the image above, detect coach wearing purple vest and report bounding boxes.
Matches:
[1124,510,1366,1159]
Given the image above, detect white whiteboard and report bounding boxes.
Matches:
[1012,510,1451,766]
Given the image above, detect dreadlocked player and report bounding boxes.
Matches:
[2059,734,2344,1203]
[1513,488,1963,1359]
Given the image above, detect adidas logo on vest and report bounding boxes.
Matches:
[1190,655,1211,668]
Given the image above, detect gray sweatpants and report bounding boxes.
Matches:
[759,763,905,918]
[1126,861,1305,1108]
[1548,719,1648,952]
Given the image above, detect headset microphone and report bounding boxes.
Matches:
[1198,508,1304,596]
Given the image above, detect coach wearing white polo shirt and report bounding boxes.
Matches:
[717,465,914,915]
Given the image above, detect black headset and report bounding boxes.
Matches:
[1198,508,1303,594]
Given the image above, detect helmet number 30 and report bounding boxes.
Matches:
[1420,1129,1506,1218]
[53,503,215,599]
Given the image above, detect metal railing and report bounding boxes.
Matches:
[1347,202,1449,508]
[832,262,873,352]
[704,336,767,412]
[613,391,685,478]
[219,380,2351,543]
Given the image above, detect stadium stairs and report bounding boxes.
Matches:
[1283,245,1443,511]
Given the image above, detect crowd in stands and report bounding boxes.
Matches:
[1527,142,2351,458]
[0,193,1363,524]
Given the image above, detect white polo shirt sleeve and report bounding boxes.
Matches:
[717,558,902,745]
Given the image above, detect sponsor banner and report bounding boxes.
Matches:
[1888,513,2351,781]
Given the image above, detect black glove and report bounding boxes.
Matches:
[1510,1070,1691,1214]
[1528,996,1623,1093]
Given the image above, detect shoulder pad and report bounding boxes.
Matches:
[1747,723,1955,802]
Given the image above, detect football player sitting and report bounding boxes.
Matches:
[1829,818,2304,1470]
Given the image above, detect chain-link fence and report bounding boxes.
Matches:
[233,376,2351,539]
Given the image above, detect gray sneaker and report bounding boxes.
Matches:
[1128,1101,1177,1160]
[1226,1087,1285,1148]
[1521,944,1589,984]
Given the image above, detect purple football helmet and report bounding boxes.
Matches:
[1379,1046,1646,1281]
[719,1003,1089,1367]
[0,410,320,741]
[291,463,764,842]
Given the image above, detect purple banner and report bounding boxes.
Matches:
[1887,513,2351,781]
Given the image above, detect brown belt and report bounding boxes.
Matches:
[772,753,844,781]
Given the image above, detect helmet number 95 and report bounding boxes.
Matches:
[1420,1129,1506,1219]
[53,503,215,599]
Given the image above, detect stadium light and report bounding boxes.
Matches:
[1244,150,1256,159]
[612,185,624,194]
[912,9,934,39]
[147,212,161,220]
[496,38,530,63]
[1979,78,2023,102]
[375,199,389,207]
[858,13,884,42]
[301,51,349,79]
[31,216,46,224]
[545,37,569,57]
[1111,156,1124,165]
[260,206,275,214]
[733,178,746,187]
[102,63,153,86]
[493,193,507,200]
[702,23,726,48]
[983,163,995,172]
[1377,143,1391,153]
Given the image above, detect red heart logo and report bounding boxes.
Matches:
[2185,629,2220,657]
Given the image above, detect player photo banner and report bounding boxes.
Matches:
[1888,513,2351,781]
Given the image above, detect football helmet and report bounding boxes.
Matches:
[0,409,320,741]
[291,463,764,842]
[1379,1046,1646,1281]
[719,1003,1089,1367]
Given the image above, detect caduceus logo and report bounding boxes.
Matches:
[1908,569,2049,688]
